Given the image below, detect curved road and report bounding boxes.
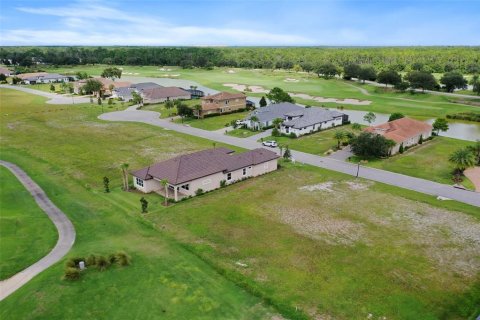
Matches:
[0,84,90,104]
[99,108,480,207]
[0,161,75,301]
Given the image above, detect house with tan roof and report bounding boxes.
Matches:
[131,147,279,201]
[364,117,433,155]
[197,91,247,118]
[140,87,191,104]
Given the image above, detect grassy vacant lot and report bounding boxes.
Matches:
[0,166,57,280]
[356,137,475,189]
[174,111,250,131]
[226,128,260,138]
[0,88,275,319]
[45,64,480,119]
[1,88,479,319]
[263,124,360,155]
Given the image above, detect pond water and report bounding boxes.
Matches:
[122,76,479,142]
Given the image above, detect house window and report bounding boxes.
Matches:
[135,177,144,187]
[225,100,229,105]
[243,168,247,175]
[181,184,190,191]
[227,173,232,180]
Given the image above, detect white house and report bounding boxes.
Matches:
[17,72,71,84]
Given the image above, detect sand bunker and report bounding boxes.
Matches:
[284,78,299,82]
[227,70,236,74]
[223,83,371,105]
[159,68,172,71]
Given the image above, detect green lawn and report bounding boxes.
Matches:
[1,88,479,319]
[262,124,360,155]
[142,99,201,118]
[174,111,250,131]
[226,128,260,138]
[0,88,275,319]
[44,65,480,119]
[355,137,476,189]
[0,166,57,280]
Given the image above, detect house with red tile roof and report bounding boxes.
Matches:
[364,117,433,155]
[197,91,246,118]
[131,147,279,201]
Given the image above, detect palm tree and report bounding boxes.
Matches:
[160,179,169,205]
[467,140,480,165]
[193,104,202,119]
[250,116,259,131]
[351,123,362,131]
[272,117,283,129]
[333,130,346,148]
[120,163,129,191]
[449,148,476,173]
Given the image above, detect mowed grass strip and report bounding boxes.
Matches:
[0,166,57,280]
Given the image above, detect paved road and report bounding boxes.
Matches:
[0,84,90,104]
[0,161,76,301]
[99,109,480,207]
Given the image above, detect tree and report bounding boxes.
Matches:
[0,73,7,82]
[11,77,21,85]
[160,179,169,205]
[394,81,409,92]
[272,118,283,129]
[82,79,103,95]
[266,87,294,104]
[333,130,346,148]
[449,148,476,173]
[140,197,148,213]
[50,84,55,92]
[469,74,480,95]
[193,104,202,119]
[103,176,110,193]
[343,63,361,80]
[388,113,404,122]
[120,163,129,191]
[250,115,260,130]
[351,132,396,158]
[101,67,122,81]
[259,96,267,107]
[131,91,143,105]
[76,71,89,80]
[351,123,362,131]
[377,69,402,87]
[315,62,339,79]
[405,71,437,92]
[440,72,467,92]
[283,146,291,160]
[363,112,376,124]
[97,97,102,105]
[432,118,449,135]
[358,66,377,83]
[411,62,424,71]
[177,103,193,121]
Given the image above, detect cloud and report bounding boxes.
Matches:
[3,1,313,45]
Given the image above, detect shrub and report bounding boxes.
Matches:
[195,188,204,196]
[399,143,404,154]
[116,251,131,266]
[96,255,110,271]
[220,180,226,188]
[64,267,81,281]
[272,127,280,136]
[419,135,423,144]
[108,253,118,264]
[86,254,97,267]
[65,258,76,268]
[289,132,297,139]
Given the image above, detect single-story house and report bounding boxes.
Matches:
[73,77,131,96]
[111,87,135,101]
[280,108,347,137]
[0,67,12,76]
[141,87,191,104]
[17,72,71,84]
[131,147,279,201]
[364,117,433,155]
[131,82,163,92]
[196,92,246,118]
[245,102,303,129]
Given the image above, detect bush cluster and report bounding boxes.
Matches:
[63,251,131,281]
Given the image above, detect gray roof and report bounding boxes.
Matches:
[132,148,279,185]
[114,87,135,100]
[283,108,345,129]
[247,102,303,123]
[130,82,162,91]
[24,73,69,81]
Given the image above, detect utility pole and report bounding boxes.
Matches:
[356,162,360,178]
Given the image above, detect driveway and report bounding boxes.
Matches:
[464,167,480,192]
[328,146,353,161]
[0,161,76,301]
[0,85,90,104]
[99,109,480,207]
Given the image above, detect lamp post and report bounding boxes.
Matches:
[356,162,360,178]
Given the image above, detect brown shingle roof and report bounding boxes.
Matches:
[142,87,190,100]
[364,117,433,143]
[132,148,279,185]
[201,91,246,101]
[0,67,12,75]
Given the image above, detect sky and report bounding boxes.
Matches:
[0,0,479,46]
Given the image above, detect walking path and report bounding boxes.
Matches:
[99,108,480,207]
[0,84,90,104]
[0,161,76,301]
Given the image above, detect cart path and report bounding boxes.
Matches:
[0,161,75,301]
[99,109,480,207]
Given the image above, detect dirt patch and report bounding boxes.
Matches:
[299,182,334,192]
[464,166,480,192]
[344,180,373,191]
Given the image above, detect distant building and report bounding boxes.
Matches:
[17,72,71,84]
[73,77,131,96]
[0,67,12,76]
[364,117,433,155]
[197,92,246,118]
[131,148,279,201]
[184,88,205,99]
[140,87,191,104]
[130,82,162,92]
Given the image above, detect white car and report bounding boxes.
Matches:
[262,140,278,148]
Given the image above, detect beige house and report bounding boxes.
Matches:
[131,148,279,201]
[141,87,191,104]
[197,92,246,118]
[364,117,433,155]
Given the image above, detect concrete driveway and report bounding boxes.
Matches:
[99,108,480,207]
[0,161,76,301]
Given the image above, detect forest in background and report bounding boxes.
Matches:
[1,46,479,74]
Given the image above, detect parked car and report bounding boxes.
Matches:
[262,140,278,148]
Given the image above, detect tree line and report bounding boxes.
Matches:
[0,46,479,73]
